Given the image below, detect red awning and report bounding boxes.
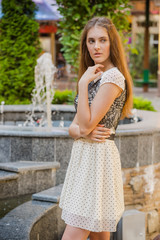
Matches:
[39,25,57,33]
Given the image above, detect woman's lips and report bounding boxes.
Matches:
[94,53,102,57]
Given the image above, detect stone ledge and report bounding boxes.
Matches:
[32,184,63,203]
[0,170,18,181]
[0,161,60,173]
[117,128,160,136]
[3,104,75,113]
[0,162,60,198]
[0,126,69,137]
[0,200,63,240]
[0,110,160,138]
[117,110,160,132]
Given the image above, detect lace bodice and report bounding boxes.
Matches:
[74,67,127,134]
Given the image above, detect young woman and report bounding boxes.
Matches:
[59,17,133,240]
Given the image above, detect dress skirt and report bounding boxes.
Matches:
[59,137,124,232]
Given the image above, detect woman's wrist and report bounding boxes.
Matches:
[78,78,89,88]
[69,124,84,139]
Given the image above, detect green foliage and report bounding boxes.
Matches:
[1,88,157,112]
[52,89,76,104]
[129,34,158,80]
[53,91,156,112]
[133,96,156,111]
[149,47,158,78]
[0,0,41,104]
[0,96,31,105]
[56,0,131,73]
[129,34,144,80]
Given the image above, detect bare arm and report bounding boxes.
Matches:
[68,114,81,139]
[77,65,122,135]
[69,113,111,142]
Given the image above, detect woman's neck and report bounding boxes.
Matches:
[103,60,115,72]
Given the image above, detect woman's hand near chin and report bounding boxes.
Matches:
[84,124,111,142]
[79,64,104,85]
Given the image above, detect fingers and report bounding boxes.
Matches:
[94,133,111,140]
[91,130,111,141]
[91,138,106,143]
[90,125,111,142]
[88,124,113,142]
[96,126,111,133]
[94,71,103,78]
[81,64,103,83]
[94,64,104,69]
[96,125,111,134]
[97,124,110,130]
[94,65,104,76]
[90,64,104,74]
[89,64,104,72]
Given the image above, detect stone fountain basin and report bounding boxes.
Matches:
[0,104,75,124]
[0,107,160,185]
[0,106,160,239]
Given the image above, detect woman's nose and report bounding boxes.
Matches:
[94,41,100,50]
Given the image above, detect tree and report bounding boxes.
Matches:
[0,0,41,104]
[56,0,131,73]
[129,33,158,81]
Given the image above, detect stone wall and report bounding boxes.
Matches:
[122,162,160,240]
[0,130,159,187]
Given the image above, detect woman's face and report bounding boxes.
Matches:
[86,26,111,66]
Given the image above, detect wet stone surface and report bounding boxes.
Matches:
[0,194,31,219]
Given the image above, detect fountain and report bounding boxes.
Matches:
[0,101,5,125]
[24,52,57,128]
[0,52,160,238]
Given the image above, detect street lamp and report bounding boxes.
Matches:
[154,0,160,96]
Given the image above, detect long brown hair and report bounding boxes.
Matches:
[78,17,133,119]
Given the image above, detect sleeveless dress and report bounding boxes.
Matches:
[59,67,127,232]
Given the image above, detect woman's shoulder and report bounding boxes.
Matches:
[100,67,125,91]
[102,67,125,80]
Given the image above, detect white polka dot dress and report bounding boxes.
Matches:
[59,67,126,232]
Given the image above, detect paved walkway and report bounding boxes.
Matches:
[133,87,160,112]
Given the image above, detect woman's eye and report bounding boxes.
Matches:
[88,39,94,44]
[101,39,106,42]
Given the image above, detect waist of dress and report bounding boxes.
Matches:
[107,134,115,140]
[75,134,115,143]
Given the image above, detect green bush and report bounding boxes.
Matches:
[0,89,156,113]
[52,91,156,113]
[0,0,41,104]
[129,33,158,80]
[133,96,156,111]
[0,89,76,105]
[52,89,76,104]
[0,96,31,105]
[56,0,131,73]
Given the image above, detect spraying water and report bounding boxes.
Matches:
[0,101,5,125]
[24,53,57,128]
